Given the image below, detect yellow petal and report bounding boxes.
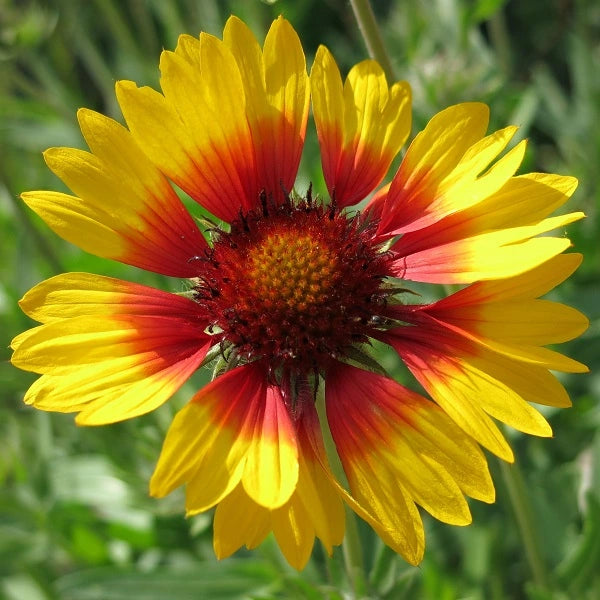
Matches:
[476,337,589,373]
[392,211,584,284]
[445,356,552,437]
[385,125,525,235]
[213,484,271,559]
[311,45,344,180]
[326,365,478,525]
[341,459,425,565]
[434,253,583,305]
[456,172,579,231]
[30,349,208,425]
[150,365,267,503]
[294,446,345,554]
[12,273,210,422]
[115,80,222,216]
[21,190,130,264]
[18,272,198,323]
[468,349,572,408]
[380,102,489,235]
[12,299,211,424]
[242,387,299,509]
[449,300,589,346]
[388,335,514,460]
[400,400,495,503]
[263,15,310,172]
[118,17,308,221]
[172,33,201,64]
[272,494,315,571]
[388,328,560,450]
[26,109,205,276]
[185,440,249,515]
[415,363,515,460]
[223,16,268,121]
[311,45,411,206]
[399,103,490,186]
[300,401,425,564]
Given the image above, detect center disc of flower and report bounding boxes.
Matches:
[194,196,392,376]
[247,231,338,313]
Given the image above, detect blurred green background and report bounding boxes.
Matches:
[1,0,599,598]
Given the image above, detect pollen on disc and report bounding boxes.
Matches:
[192,197,392,373]
[247,231,338,313]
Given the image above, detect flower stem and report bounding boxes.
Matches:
[0,173,64,276]
[499,459,551,590]
[349,0,396,82]
[342,506,367,598]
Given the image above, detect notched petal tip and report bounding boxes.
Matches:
[311,42,412,207]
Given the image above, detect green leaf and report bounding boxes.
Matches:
[556,494,600,593]
[54,560,282,600]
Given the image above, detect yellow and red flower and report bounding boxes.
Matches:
[11,16,588,569]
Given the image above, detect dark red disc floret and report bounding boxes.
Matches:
[192,194,394,378]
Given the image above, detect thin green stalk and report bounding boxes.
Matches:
[63,15,119,113]
[349,0,396,82]
[499,459,551,590]
[342,506,367,599]
[91,0,145,61]
[488,10,512,78]
[0,176,64,277]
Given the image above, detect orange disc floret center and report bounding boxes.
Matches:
[247,230,338,313]
[193,195,394,375]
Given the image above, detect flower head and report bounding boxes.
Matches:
[11,16,588,569]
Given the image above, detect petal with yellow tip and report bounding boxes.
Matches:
[311,45,411,207]
[23,110,205,277]
[11,275,211,424]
